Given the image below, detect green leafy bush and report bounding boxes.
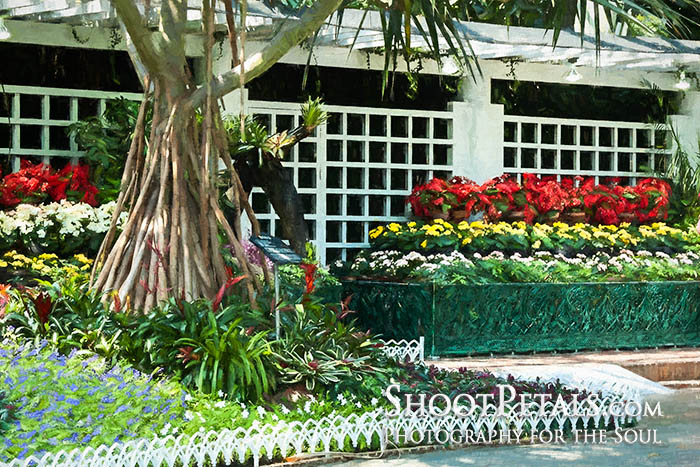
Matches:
[273,297,389,396]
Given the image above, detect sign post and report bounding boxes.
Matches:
[249,235,302,338]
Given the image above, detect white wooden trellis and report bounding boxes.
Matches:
[247,100,456,264]
[501,115,672,185]
[0,84,142,172]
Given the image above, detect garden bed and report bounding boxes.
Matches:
[343,280,700,356]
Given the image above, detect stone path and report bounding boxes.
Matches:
[334,390,700,467]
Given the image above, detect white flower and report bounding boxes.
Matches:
[304,401,312,413]
[214,400,226,408]
[217,390,225,398]
[184,410,194,421]
[160,423,171,436]
[355,402,362,408]
[371,398,378,406]
[256,406,266,417]
[281,405,290,414]
[184,393,192,402]
[241,409,250,418]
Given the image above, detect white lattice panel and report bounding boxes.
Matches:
[248,100,455,264]
[0,84,141,172]
[502,115,672,185]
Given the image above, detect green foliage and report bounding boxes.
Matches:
[273,297,388,396]
[0,338,185,462]
[0,390,14,435]
[176,314,275,400]
[300,97,329,130]
[224,115,270,157]
[69,98,145,203]
[1,277,277,402]
[2,275,124,361]
[660,127,700,228]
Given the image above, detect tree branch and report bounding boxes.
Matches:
[111,0,164,76]
[191,0,343,107]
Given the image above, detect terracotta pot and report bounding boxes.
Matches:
[618,212,637,224]
[449,210,468,222]
[543,212,561,225]
[503,209,525,223]
[427,207,450,220]
[563,211,588,224]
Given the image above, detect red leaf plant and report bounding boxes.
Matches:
[0,284,10,319]
[212,267,246,311]
[30,292,53,326]
[299,262,318,295]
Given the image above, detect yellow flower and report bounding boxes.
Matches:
[39,253,58,260]
[387,223,401,233]
[420,240,428,248]
[0,260,6,268]
[73,253,93,264]
[407,221,417,228]
[369,226,384,239]
[11,261,23,268]
[461,237,472,245]
[532,240,542,249]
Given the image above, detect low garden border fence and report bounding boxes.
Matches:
[6,391,640,467]
[343,280,700,357]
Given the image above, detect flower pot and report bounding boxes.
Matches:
[543,212,561,225]
[618,212,637,225]
[503,210,525,223]
[562,212,588,224]
[427,207,450,221]
[448,210,468,222]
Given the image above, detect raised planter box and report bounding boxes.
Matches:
[342,280,700,356]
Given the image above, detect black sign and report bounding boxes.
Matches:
[249,235,303,265]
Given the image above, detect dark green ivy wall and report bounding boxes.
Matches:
[342,281,700,356]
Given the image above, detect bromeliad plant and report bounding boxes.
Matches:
[273,296,388,397]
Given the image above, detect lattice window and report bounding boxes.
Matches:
[503,116,672,185]
[0,85,141,171]
[248,101,455,264]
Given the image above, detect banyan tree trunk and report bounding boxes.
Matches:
[90,77,262,312]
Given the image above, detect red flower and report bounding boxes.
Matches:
[308,360,319,370]
[31,292,53,325]
[299,262,318,295]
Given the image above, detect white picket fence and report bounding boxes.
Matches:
[4,390,641,467]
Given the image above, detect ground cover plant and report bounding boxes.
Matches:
[0,330,608,463]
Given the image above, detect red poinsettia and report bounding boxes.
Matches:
[0,160,100,207]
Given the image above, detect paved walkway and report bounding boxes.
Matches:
[334,390,700,467]
[427,347,700,384]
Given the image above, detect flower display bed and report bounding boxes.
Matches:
[343,280,700,356]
